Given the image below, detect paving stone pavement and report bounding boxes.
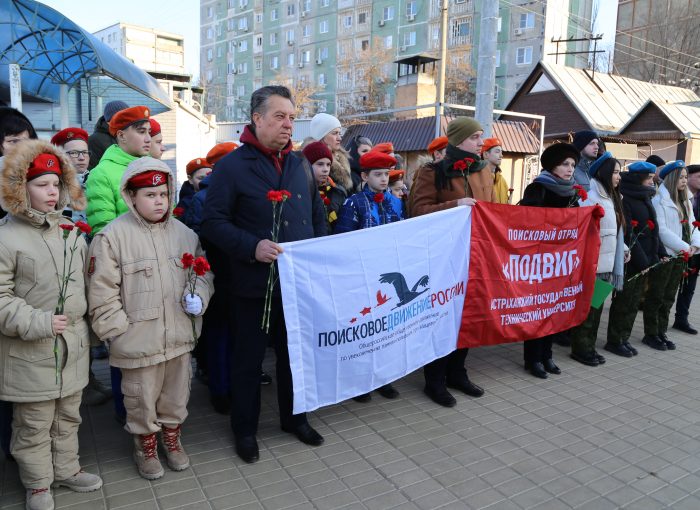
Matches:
[2,297,700,509]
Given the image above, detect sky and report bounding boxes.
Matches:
[40,0,201,77]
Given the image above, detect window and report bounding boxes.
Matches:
[319,20,329,33]
[239,0,247,7]
[287,53,295,66]
[320,47,328,59]
[206,28,213,40]
[383,6,394,21]
[343,15,352,28]
[238,18,248,30]
[271,8,278,21]
[229,40,236,53]
[270,56,279,69]
[206,70,213,81]
[255,59,262,70]
[286,29,295,42]
[497,17,502,32]
[237,85,245,96]
[406,1,416,17]
[385,35,393,48]
[321,0,329,6]
[227,18,235,31]
[287,4,295,16]
[519,13,534,29]
[494,84,499,101]
[238,62,248,74]
[227,62,235,74]
[256,35,262,47]
[217,46,223,57]
[216,24,222,37]
[358,12,367,24]
[495,49,501,67]
[303,50,311,63]
[318,73,326,86]
[516,46,532,65]
[303,25,312,37]
[207,6,212,18]
[403,31,416,47]
[206,48,213,61]
[361,40,369,51]
[270,32,278,45]
[239,40,248,52]
[255,13,262,23]
[302,0,311,12]
[453,18,470,38]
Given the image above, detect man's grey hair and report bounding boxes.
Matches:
[250,86,295,119]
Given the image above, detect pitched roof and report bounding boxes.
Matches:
[505,62,700,135]
[619,100,700,138]
[342,116,540,154]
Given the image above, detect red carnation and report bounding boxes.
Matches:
[681,219,689,224]
[683,271,690,278]
[463,158,475,166]
[680,250,691,262]
[647,219,655,230]
[59,224,74,232]
[373,193,384,204]
[267,190,281,202]
[281,190,292,200]
[75,220,92,235]
[573,185,588,202]
[181,252,195,269]
[508,188,514,193]
[173,207,185,218]
[693,220,700,228]
[630,220,639,228]
[322,196,330,206]
[193,257,210,277]
[453,160,467,171]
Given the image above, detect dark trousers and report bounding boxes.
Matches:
[111,367,126,420]
[230,296,305,437]
[523,336,553,364]
[0,400,11,458]
[423,348,469,391]
[675,256,699,325]
[204,294,231,397]
[607,274,646,345]
[644,259,684,336]
[571,305,605,356]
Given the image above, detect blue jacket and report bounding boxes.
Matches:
[201,138,327,297]
[184,174,210,234]
[334,187,403,234]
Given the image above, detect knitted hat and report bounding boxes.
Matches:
[103,100,129,122]
[206,142,238,165]
[540,143,580,171]
[372,142,394,154]
[427,136,448,154]
[659,160,685,180]
[149,118,161,137]
[446,117,483,146]
[186,157,212,176]
[310,113,341,141]
[51,127,89,147]
[588,151,613,178]
[687,164,700,175]
[389,169,405,183]
[127,170,169,189]
[360,151,396,171]
[481,137,502,154]
[628,162,657,174]
[108,106,150,136]
[27,153,62,181]
[302,141,333,165]
[572,130,598,151]
[646,155,666,167]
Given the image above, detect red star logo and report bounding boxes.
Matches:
[349,317,357,323]
[360,306,372,316]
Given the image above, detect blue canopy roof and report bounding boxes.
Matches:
[0,0,172,107]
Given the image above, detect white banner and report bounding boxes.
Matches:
[278,206,472,413]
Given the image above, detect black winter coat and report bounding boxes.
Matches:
[87,116,116,170]
[619,174,667,274]
[519,182,576,208]
[201,143,327,297]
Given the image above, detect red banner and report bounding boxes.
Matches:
[458,202,601,348]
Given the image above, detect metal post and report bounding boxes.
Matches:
[475,0,499,138]
[60,84,70,129]
[435,0,448,138]
[9,64,22,111]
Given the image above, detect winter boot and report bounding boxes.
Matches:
[52,470,103,492]
[133,433,164,480]
[25,488,54,510]
[161,425,190,471]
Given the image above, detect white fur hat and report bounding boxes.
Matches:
[310,113,341,141]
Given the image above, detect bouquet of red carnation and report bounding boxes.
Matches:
[173,206,185,219]
[181,252,211,343]
[627,248,691,282]
[262,189,291,333]
[53,221,91,383]
[626,218,655,256]
[569,185,588,206]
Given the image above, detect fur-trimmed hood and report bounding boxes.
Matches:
[330,147,353,192]
[0,139,85,217]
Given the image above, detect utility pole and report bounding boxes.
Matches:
[474,0,499,138]
[435,0,448,138]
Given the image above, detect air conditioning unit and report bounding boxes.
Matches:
[231,69,238,74]
[378,19,385,27]
[407,14,415,22]
[301,11,306,18]
[400,45,407,52]
[231,41,238,46]
[316,58,323,64]
[243,27,249,32]
[287,40,295,45]
[298,62,304,68]
[514,28,523,35]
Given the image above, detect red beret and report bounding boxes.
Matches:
[186,157,212,175]
[360,151,397,171]
[149,118,161,137]
[372,142,394,155]
[302,141,333,165]
[206,142,238,165]
[109,106,150,136]
[481,137,502,154]
[127,170,169,189]
[51,127,89,147]
[27,153,62,181]
[427,136,448,154]
[389,169,405,183]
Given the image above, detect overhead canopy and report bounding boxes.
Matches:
[0,0,172,107]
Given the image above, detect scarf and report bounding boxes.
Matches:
[434,144,487,191]
[533,170,576,197]
[240,125,293,174]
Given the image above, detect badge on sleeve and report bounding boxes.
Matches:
[88,256,96,276]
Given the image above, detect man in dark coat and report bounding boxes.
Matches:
[201,86,327,463]
[87,100,128,170]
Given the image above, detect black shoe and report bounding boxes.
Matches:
[672,322,698,335]
[235,435,259,463]
[210,394,231,415]
[658,333,676,350]
[281,423,324,446]
[642,335,667,351]
[446,378,484,398]
[543,359,561,374]
[525,362,548,379]
[604,343,633,358]
[260,371,272,385]
[376,384,399,399]
[593,351,606,365]
[570,352,599,366]
[623,342,638,356]
[352,393,372,403]
[423,386,457,407]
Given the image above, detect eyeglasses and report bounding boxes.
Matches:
[66,150,91,158]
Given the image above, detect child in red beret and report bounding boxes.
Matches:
[302,141,347,231]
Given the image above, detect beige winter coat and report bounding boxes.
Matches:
[87,159,214,369]
[0,140,89,402]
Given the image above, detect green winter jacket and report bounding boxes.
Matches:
[86,144,138,233]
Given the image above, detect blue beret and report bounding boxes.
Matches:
[628,161,657,174]
[589,151,613,178]
[659,160,686,180]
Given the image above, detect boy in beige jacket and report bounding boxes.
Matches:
[0,140,102,510]
[87,157,213,480]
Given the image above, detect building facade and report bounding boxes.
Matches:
[200,0,594,122]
